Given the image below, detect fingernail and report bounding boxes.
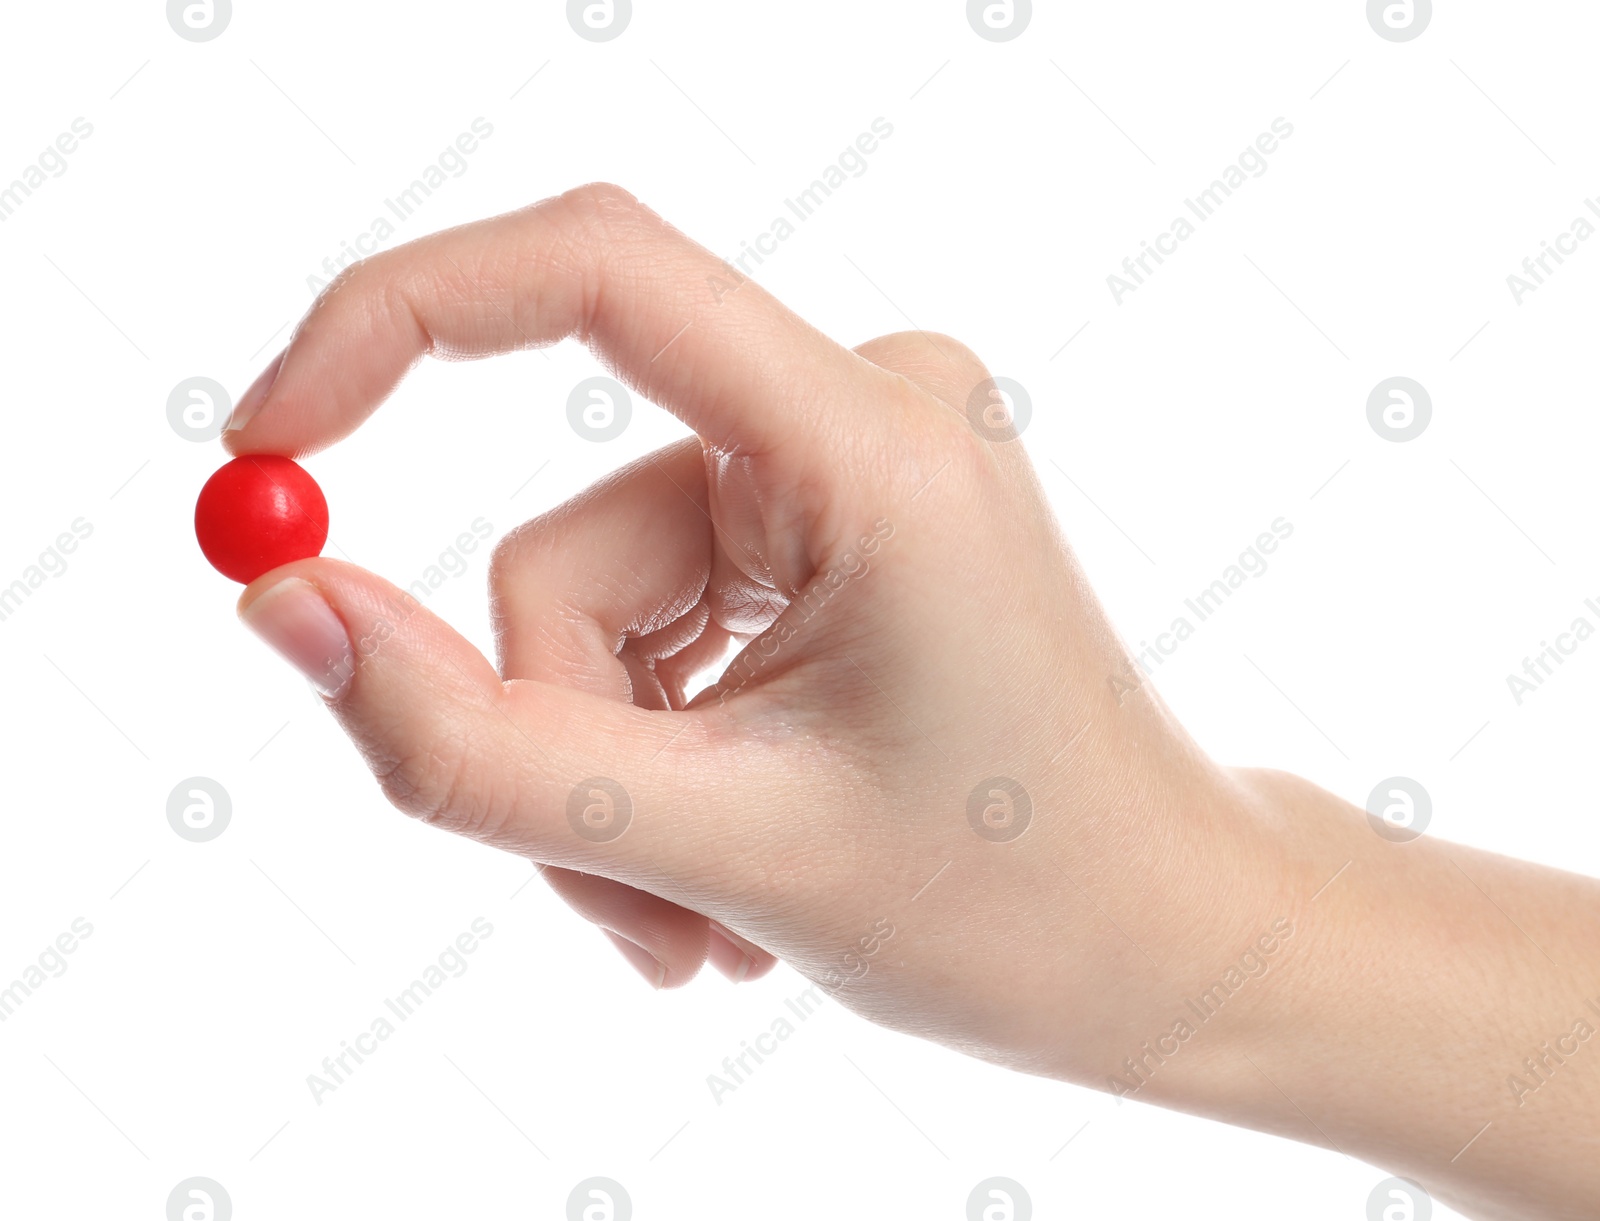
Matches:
[240,577,353,698]
[603,930,666,989]
[226,348,287,432]
[708,924,757,983]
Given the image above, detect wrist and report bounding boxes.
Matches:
[1081,767,1347,1115]
[1013,748,1303,1088]
[1103,764,1600,1220]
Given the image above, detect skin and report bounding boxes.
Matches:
[224,184,1600,1219]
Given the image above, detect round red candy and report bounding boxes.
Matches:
[195,456,329,584]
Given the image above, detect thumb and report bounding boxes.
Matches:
[236,558,739,894]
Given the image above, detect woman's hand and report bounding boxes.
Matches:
[225,182,1257,1075]
[224,184,1600,1219]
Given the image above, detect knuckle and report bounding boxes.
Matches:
[853,333,1007,470]
[487,515,565,601]
[487,526,526,591]
[884,368,978,449]
[560,181,647,231]
[372,745,449,819]
[857,330,993,393]
[539,183,664,337]
[372,739,500,840]
[920,331,993,383]
[296,258,369,336]
[323,257,368,296]
[486,523,545,643]
[902,379,1004,487]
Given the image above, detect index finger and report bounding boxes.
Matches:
[223,182,890,464]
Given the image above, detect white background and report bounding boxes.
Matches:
[0,1,1593,1217]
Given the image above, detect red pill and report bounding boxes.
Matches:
[195,456,329,584]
